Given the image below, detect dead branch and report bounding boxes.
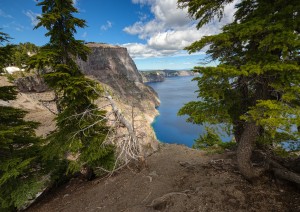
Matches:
[65,83,145,176]
[38,99,58,115]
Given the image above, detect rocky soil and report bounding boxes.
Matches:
[27,144,300,212]
[0,76,56,137]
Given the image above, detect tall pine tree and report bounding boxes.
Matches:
[0,32,45,211]
[28,0,115,175]
[178,0,300,181]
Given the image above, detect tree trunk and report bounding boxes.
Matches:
[237,122,261,181]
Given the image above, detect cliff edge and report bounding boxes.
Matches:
[141,70,197,83]
[78,43,159,108]
[11,43,160,155]
[27,144,300,212]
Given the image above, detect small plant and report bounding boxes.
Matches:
[193,127,236,153]
[4,72,15,82]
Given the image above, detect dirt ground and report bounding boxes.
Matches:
[0,76,56,137]
[27,144,299,212]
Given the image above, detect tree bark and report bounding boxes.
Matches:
[237,122,261,181]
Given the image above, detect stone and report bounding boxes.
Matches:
[14,75,49,93]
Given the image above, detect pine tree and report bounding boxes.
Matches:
[178,0,300,181]
[0,31,13,70]
[9,43,39,68]
[28,0,115,175]
[0,32,45,211]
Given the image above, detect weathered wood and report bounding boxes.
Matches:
[106,94,142,160]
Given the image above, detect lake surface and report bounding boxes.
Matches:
[148,76,203,147]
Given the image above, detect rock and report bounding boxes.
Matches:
[14,75,49,93]
[141,72,165,83]
[77,43,160,154]
[77,43,159,107]
[12,43,160,155]
[140,70,197,83]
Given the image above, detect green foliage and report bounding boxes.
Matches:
[0,96,46,210]
[178,0,235,29]
[193,127,236,153]
[0,31,13,72]
[273,146,296,158]
[35,0,90,62]
[29,0,115,176]
[0,34,46,209]
[0,86,18,101]
[178,0,300,155]
[8,42,39,68]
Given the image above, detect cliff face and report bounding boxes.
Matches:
[77,43,160,154]
[15,75,49,93]
[141,70,196,83]
[141,72,165,83]
[77,43,158,104]
[12,43,160,155]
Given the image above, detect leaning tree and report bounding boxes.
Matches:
[28,0,115,176]
[178,0,300,183]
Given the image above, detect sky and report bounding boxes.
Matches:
[0,0,236,70]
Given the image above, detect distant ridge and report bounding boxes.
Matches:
[140,70,197,83]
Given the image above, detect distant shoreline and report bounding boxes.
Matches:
[140,70,197,83]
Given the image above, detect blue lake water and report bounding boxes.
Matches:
[148,76,204,147]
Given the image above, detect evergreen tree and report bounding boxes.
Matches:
[28,0,115,175]
[178,0,300,181]
[0,31,13,69]
[0,32,45,211]
[9,43,39,68]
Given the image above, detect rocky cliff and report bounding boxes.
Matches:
[141,70,196,83]
[77,43,160,154]
[12,43,160,155]
[77,43,159,105]
[15,75,49,93]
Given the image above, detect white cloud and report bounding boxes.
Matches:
[124,0,237,58]
[122,43,160,58]
[101,21,113,31]
[0,9,13,19]
[24,10,40,26]
[125,0,192,39]
[147,28,205,51]
[122,42,181,59]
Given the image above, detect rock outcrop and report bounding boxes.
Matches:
[77,43,160,155]
[141,70,196,83]
[78,43,159,105]
[15,75,49,93]
[12,43,160,155]
[141,72,165,83]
